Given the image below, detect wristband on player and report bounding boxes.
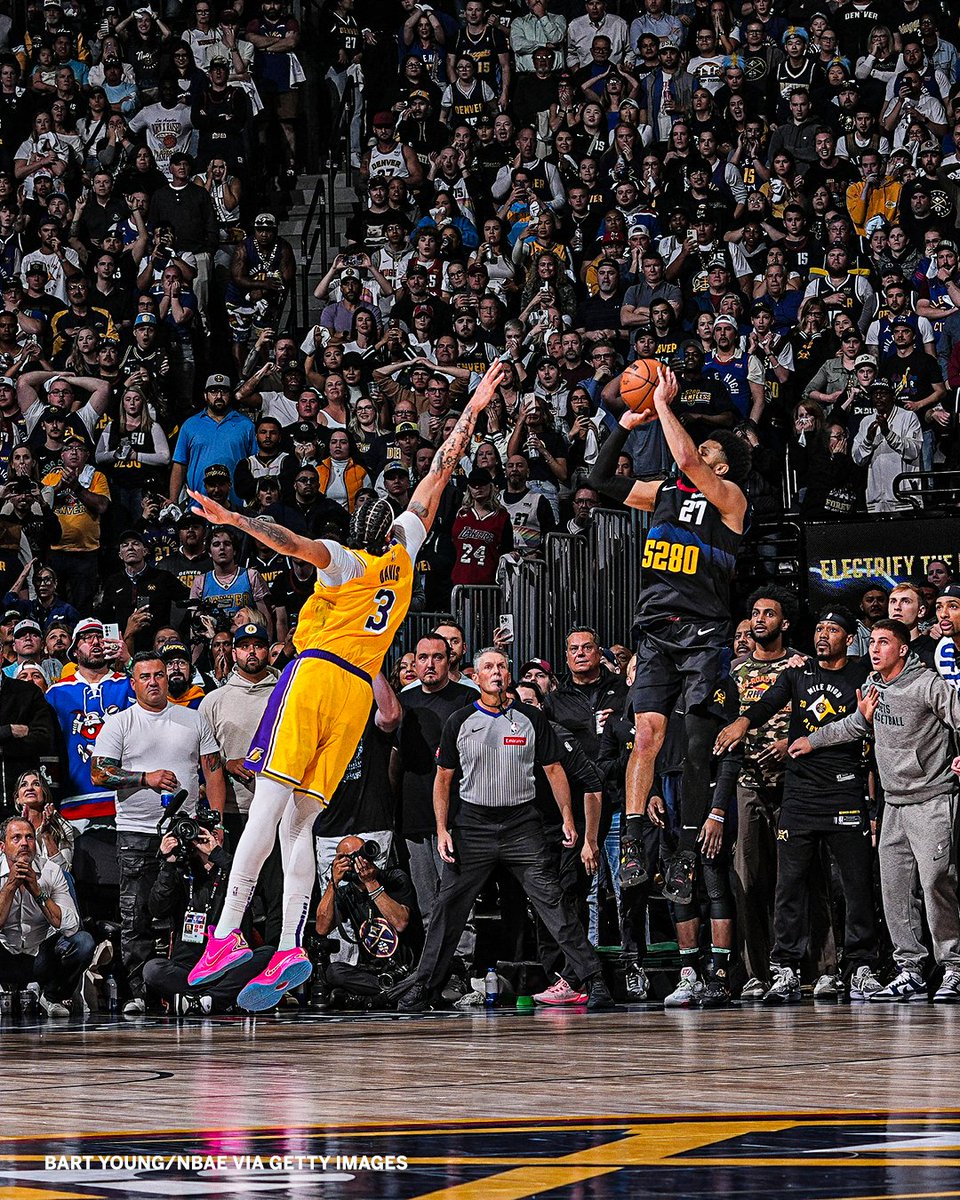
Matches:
[707,813,724,824]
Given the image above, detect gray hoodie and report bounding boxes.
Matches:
[198,667,280,813]
[808,656,960,806]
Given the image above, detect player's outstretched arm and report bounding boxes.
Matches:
[586,412,661,512]
[187,488,333,570]
[407,358,507,532]
[652,367,747,528]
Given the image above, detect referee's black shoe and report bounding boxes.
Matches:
[620,837,648,889]
[662,850,697,905]
[586,974,615,1011]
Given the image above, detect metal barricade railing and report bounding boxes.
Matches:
[893,469,960,511]
[294,176,328,332]
[450,585,503,661]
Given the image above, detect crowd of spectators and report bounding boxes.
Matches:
[0,0,959,1015]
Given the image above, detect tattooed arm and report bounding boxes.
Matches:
[201,751,227,815]
[186,489,333,570]
[407,358,507,532]
[91,757,180,793]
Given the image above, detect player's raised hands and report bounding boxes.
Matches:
[187,487,238,528]
[467,358,507,414]
[653,364,678,409]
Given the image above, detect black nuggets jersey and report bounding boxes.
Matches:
[637,478,745,626]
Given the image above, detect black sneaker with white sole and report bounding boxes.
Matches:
[661,849,697,904]
[620,837,648,889]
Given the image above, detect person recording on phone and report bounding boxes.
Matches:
[313,836,415,1009]
[99,527,191,654]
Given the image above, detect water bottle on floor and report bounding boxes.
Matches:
[484,967,499,1009]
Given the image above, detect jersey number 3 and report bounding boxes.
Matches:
[364,588,396,633]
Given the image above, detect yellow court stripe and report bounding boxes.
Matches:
[0,1189,95,1199]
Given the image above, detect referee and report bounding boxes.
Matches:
[396,647,614,1012]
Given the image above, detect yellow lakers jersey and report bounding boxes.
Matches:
[294,540,414,677]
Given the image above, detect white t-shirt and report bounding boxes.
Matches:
[93,702,220,834]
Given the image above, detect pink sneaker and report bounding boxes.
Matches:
[237,948,313,1012]
[187,928,252,987]
[533,977,588,1006]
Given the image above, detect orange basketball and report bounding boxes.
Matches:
[620,358,662,415]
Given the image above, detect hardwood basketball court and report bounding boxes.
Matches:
[2,1002,958,1198]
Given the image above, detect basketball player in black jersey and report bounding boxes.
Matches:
[589,367,751,904]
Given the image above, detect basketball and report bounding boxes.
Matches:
[620,358,662,415]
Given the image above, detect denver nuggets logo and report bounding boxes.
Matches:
[247,747,264,763]
[359,916,400,959]
[777,828,789,841]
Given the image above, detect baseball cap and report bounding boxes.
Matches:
[853,354,876,369]
[254,212,277,229]
[71,617,104,650]
[176,510,205,528]
[234,622,269,646]
[340,267,360,280]
[13,619,41,638]
[940,585,960,600]
[133,312,157,327]
[869,378,894,392]
[713,314,738,328]
[372,111,396,127]
[693,205,714,222]
[519,657,553,677]
[118,527,148,545]
[707,255,729,270]
[25,262,48,276]
[395,421,419,435]
[413,303,434,317]
[1,609,21,624]
[209,55,229,67]
[61,430,87,446]
[890,315,913,328]
[291,421,319,441]
[205,372,231,390]
[467,467,493,486]
[159,641,190,663]
[408,89,431,102]
[0,375,14,388]
[204,463,231,480]
[383,462,410,478]
[600,231,624,244]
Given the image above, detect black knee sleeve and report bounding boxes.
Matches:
[702,856,733,922]
[673,898,699,922]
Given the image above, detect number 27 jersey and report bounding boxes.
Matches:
[637,478,745,625]
[293,512,424,677]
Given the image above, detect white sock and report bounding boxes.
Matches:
[277,791,319,951]
[214,775,292,939]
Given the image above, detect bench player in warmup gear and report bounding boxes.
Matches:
[185,360,506,1011]
[588,366,751,905]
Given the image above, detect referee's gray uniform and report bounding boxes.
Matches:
[410,700,603,993]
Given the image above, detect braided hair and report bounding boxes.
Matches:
[348,496,394,555]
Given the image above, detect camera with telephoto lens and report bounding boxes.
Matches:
[340,839,381,883]
[157,790,221,865]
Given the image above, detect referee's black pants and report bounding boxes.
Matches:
[414,801,602,992]
[772,817,878,977]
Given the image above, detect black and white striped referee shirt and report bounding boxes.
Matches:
[437,701,562,808]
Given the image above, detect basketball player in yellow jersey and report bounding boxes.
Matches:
[186,359,507,1010]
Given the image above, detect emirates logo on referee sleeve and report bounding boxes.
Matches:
[503,736,527,745]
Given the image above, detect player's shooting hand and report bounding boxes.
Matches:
[653,364,678,408]
[647,794,666,828]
